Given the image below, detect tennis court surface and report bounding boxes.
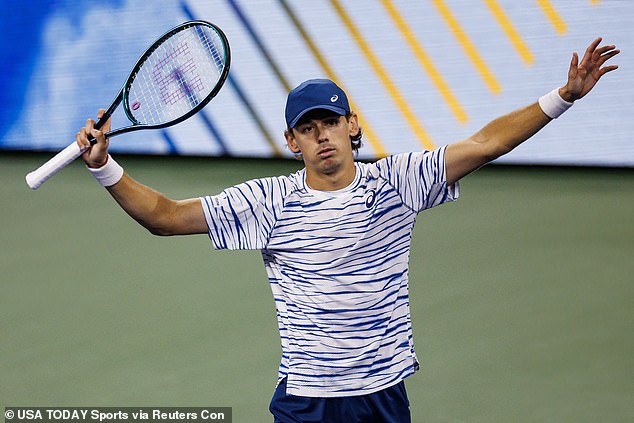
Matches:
[2,153,632,422]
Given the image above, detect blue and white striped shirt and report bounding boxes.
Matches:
[200,146,459,397]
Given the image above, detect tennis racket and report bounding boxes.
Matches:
[26,20,230,190]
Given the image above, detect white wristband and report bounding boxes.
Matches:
[538,88,573,119]
[87,155,124,187]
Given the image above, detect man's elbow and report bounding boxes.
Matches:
[143,200,185,236]
[138,218,176,237]
[147,226,173,236]
[468,132,507,162]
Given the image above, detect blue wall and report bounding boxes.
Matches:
[1,0,632,166]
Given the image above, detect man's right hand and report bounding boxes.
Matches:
[76,108,112,168]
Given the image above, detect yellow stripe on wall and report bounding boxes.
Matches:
[380,0,469,124]
[536,0,567,35]
[331,0,435,151]
[431,0,502,94]
[483,0,535,64]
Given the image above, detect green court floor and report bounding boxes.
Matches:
[2,152,632,422]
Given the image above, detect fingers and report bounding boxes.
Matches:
[85,117,96,139]
[585,37,602,55]
[85,109,110,145]
[76,128,90,150]
[96,108,112,133]
[577,38,619,77]
[76,110,110,167]
[76,121,95,149]
[591,44,619,80]
[595,44,617,56]
[600,64,619,76]
[568,52,578,80]
[581,38,615,62]
[566,38,619,101]
[597,49,620,67]
[589,40,619,60]
[578,37,601,67]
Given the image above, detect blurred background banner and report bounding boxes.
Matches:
[1,0,632,166]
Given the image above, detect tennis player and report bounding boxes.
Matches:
[76,38,618,422]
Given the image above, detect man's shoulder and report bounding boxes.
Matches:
[364,149,444,170]
[359,152,420,175]
[236,169,305,200]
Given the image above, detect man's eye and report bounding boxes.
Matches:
[301,126,313,133]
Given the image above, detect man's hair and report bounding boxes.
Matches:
[285,112,364,159]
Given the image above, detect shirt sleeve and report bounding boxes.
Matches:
[199,177,286,250]
[378,146,460,213]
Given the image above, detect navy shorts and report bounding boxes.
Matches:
[269,378,411,423]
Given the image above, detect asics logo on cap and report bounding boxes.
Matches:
[285,79,350,127]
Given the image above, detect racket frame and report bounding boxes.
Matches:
[26,20,231,189]
[95,20,231,141]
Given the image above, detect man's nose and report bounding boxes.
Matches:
[316,124,328,142]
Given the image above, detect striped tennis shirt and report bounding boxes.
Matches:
[200,146,459,397]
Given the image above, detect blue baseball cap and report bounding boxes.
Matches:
[285,79,350,128]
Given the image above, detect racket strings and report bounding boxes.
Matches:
[127,24,227,125]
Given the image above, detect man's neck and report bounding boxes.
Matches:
[305,164,357,191]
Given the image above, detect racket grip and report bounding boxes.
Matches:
[25,142,87,190]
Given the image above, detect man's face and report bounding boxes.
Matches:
[285,109,359,177]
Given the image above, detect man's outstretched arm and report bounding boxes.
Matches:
[76,110,209,236]
[445,37,619,186]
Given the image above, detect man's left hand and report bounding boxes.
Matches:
[559,37,619,102]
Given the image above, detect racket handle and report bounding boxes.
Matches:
[25,142,87,190]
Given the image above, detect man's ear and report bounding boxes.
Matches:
[348,112,359,136]
[284,129,301,154]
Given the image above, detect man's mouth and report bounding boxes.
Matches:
[317,148,335,159]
